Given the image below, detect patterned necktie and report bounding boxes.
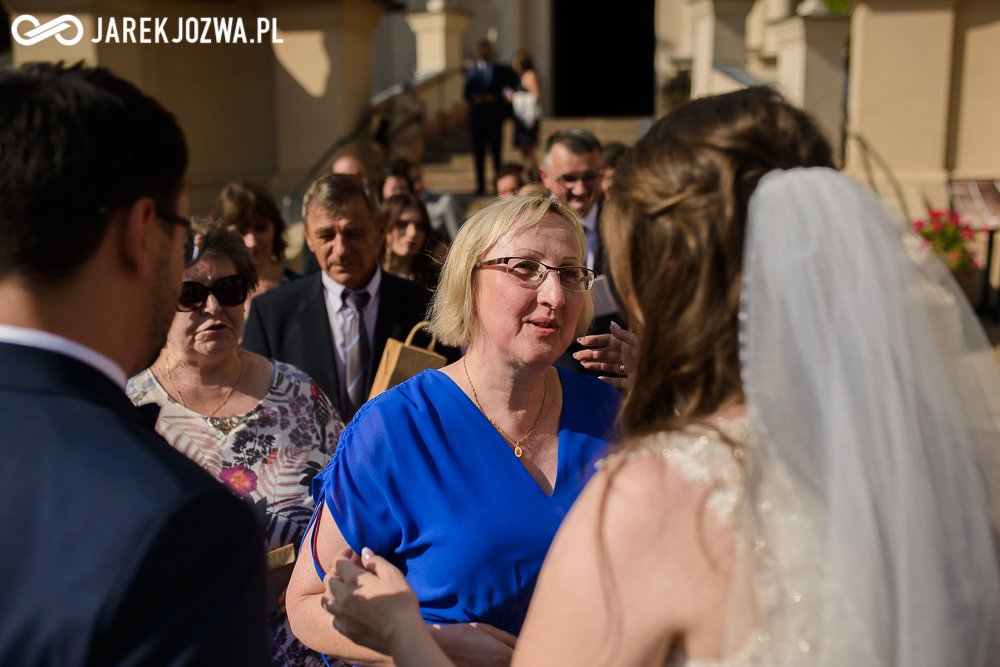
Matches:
[343,290,371,420]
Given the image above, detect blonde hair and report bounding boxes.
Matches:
[429,196,594,347]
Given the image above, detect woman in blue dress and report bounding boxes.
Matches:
[286,195,622,664]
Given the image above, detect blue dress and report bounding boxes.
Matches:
[312,367,620,636]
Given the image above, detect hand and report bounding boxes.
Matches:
[573,321,639,391]
[322,547,422,656]
[429,622,516,667]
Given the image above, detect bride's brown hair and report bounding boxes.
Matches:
[604,87,834,443]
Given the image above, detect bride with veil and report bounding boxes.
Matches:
[314,87,1000,666]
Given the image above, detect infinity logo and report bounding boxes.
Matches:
[11,15,85,46]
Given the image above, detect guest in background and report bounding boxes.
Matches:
[393,158,464,242]
[303,156,372,278]
[332,155,369,182]
[600,141,628,201]
[510,51,541,179]
[496,163,525,200]
[379,166,413,203]
[539,129,619,376]
[286,195,620,666]
[464,39,515,194]
[243,174,458,421]
[381,194,437,287]
[128,220,343,667]
[215,182,300,308]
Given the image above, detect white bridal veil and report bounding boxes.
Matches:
[735,168,1000,665]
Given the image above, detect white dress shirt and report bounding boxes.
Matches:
[477,60,493,86]
[579,204,600,271]
[0,323,128,389]
[320,266,381,411]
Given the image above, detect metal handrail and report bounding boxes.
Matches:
[847,132,911,221]
[281,65,466,225]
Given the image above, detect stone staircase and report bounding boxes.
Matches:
[422,116,651,196]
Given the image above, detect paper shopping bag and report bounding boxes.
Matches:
[368,320,447,400]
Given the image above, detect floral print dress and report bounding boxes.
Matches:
[128,360,344,667]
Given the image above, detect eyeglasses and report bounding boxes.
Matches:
[177,275,249,312]
[552,170,604,188]
[155,204,203,268]
[475,257,596,292]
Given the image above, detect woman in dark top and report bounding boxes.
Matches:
[380,193,438,287]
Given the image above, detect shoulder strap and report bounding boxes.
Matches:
[302,496,327,580]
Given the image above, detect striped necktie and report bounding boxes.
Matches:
[343,290,371,420]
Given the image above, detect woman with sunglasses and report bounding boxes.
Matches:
[127,220,344,667]
[285,196,623,665]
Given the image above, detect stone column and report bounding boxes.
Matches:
[845,0,957,212]
[263,0,387,197]
[689,0,756,97]
[405,3,471,118]
[771,14,850,163]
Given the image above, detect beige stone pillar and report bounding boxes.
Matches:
[772,15,849,163]
[845,0,956,213]
[263,0,386,199]
[689,0,756,97]
[405,5,471,118]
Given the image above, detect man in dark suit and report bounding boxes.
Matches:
[0,63,268,665]
[465,39,515,194]
[539,128,624,376]
[244,174,456,421]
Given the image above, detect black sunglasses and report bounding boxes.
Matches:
[177,275,249,312]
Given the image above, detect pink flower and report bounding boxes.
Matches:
[912,220,926,232]
[948,251,961,262]
[220,465,257,497]
[933,222,943,232]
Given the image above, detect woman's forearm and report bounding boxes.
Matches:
[287,591,396,667]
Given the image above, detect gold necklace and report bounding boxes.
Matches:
[162,350,246,433]
[463,357,546,458]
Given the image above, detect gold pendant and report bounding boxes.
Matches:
[206,415,243,435]
[514,445,523,458]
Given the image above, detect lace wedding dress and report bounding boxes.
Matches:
[600,418,761,667]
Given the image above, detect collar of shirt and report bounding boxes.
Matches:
[0,323,129,389]
[320,265,382,312]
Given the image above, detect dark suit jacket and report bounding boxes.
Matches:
[243,272,459,419]
[464,62,515,119]
[0,343,269,666]
[555,201,626,377]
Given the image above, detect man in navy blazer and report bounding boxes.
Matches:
[244,174,458,422]
[0,63,268,665]
[465,39,516,194]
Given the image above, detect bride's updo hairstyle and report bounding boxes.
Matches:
[604,87,834,441]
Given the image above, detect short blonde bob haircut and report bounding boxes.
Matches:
[429,195,594,348]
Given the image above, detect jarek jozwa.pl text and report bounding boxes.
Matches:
[91,17,283,44]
